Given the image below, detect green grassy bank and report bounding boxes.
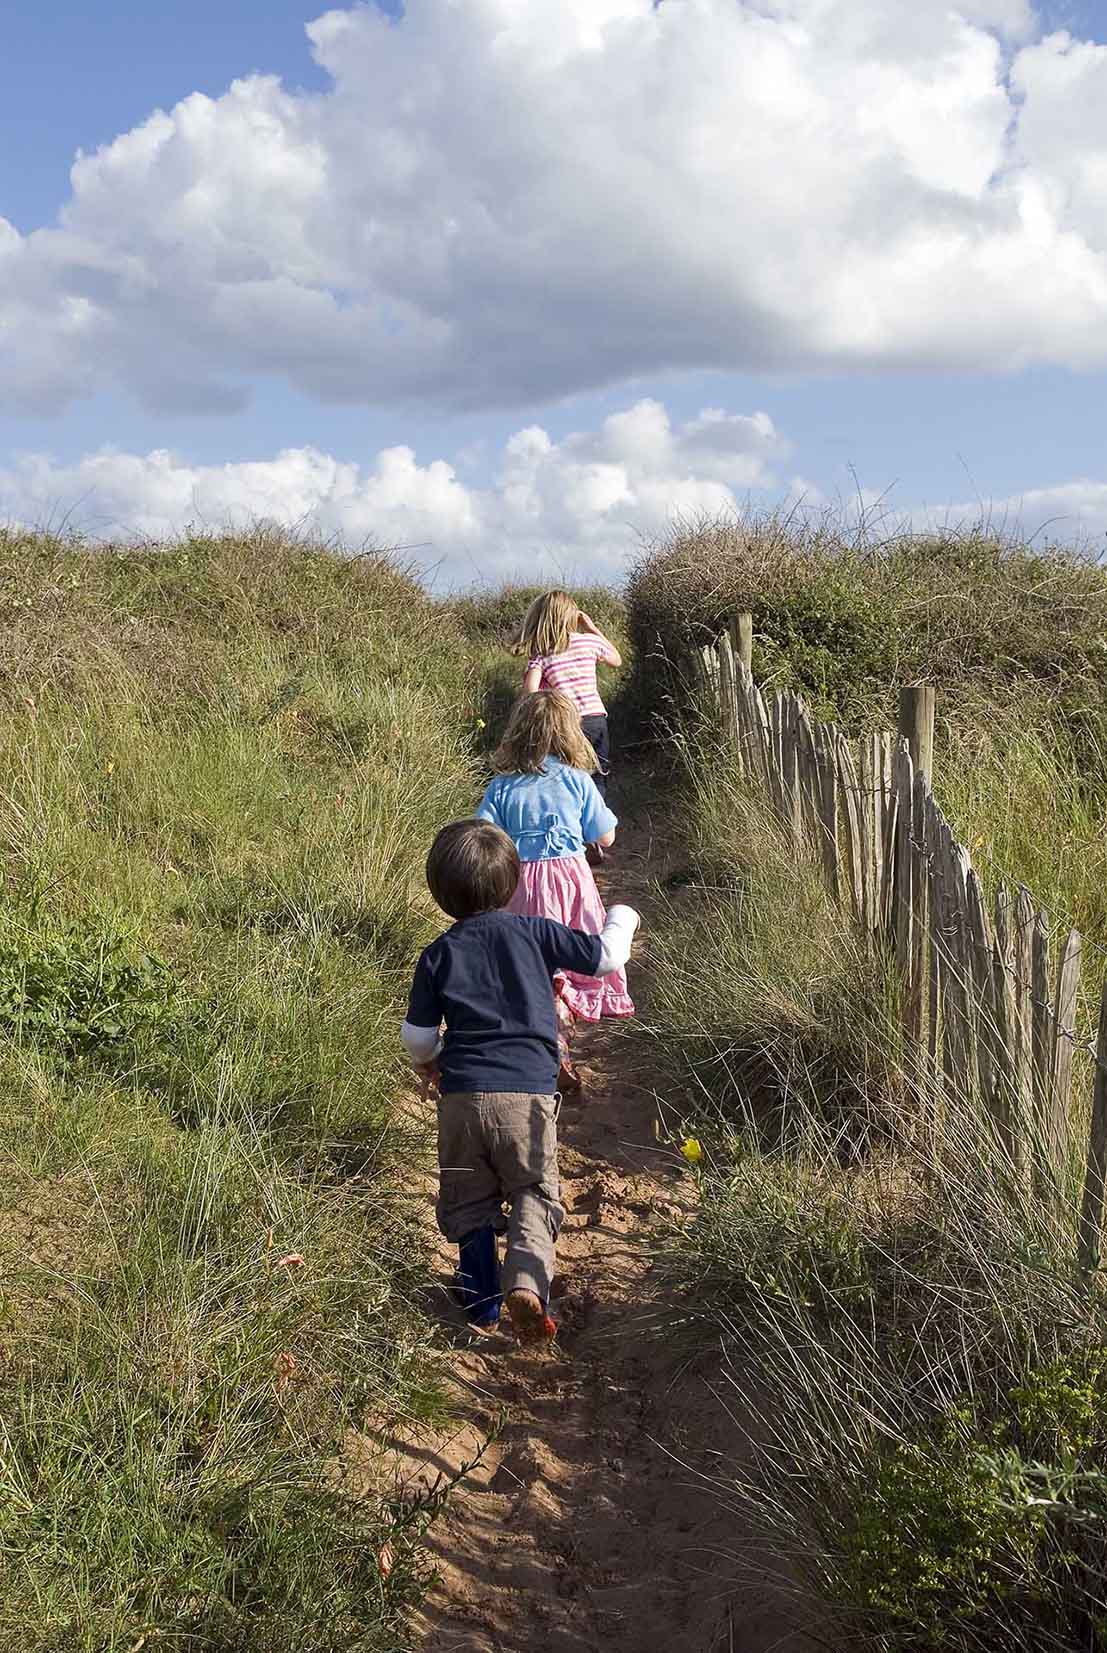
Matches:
[631,518,1107,1651]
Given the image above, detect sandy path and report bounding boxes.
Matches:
[389,803,812,1653]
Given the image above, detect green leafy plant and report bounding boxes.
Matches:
[0,921,176,1062]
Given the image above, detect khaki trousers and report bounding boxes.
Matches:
[436,1091,563,1302]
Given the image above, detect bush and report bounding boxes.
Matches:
[830,1350,1107,1650]
[625,513,1107,732]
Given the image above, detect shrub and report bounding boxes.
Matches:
[625,513,1107,732]
[829,1350,1107,1650]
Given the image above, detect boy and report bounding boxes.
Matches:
[402,818,640,1346]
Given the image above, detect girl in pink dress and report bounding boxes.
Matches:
[516,593,622,841]
[475,691,635,1090]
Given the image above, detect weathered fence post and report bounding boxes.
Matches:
[1079,976,1107,1274]
[898,685,936,784]
[716,631,740,748]
[732,612,754,677]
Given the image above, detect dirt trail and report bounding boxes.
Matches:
[389,800,812,1653]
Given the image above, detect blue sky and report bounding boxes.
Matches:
[3,0,1107,578]
[0,1,363,234]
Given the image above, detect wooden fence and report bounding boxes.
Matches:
[696,615,1107,1272]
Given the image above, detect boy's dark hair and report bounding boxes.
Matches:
[426,819,520,920]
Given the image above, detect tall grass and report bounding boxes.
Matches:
[630,510,1107,1649]
[643,736,1107,1648]
[0,527,489,1650]
[937,694,1107,955]
[626,512,1107,731]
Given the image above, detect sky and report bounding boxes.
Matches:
[3,0,1107,585]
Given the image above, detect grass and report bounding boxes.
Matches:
[626,510,1107,732]
[629,520,1107,1650]
[642,740,1107,1648]
[936,693,1107,952]
[0,526,494,1650]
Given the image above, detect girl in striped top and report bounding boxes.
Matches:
[517,592,622,837]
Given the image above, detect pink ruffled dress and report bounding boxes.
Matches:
[475,759,634,1022]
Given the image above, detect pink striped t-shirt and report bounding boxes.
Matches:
[528,633,615,718]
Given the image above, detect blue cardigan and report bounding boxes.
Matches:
[476,758,616,861]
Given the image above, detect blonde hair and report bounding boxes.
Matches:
[493,690,598,776]
[514,590,580,659]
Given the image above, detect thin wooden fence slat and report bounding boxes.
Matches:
[936,826,972,1100]
[990,934,1018,1168]
[1013,887,1036,1159]
[736,651,753,773]
[1078,976,1107,1274]
[865,740,878,938]
[891,743,914,995]
[878,737,892,945]
[906,771,929,1058]
[751,681,773,796]
[934,824,958,1099]
[817,725,840,896]
[738,659,761,779]
[781,694,802,842]
[879,735,895,936]
[794,702,817,846]
[837,733,865,929]
[769,695,786,821]
[992,884,1024,1171]
[1030,912,1053,1192]
[698,645,717,711]
[925,798,943,1124]
[965,869,996,1123]
[1051,930,1082,1172]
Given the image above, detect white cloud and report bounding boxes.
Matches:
[3,1,1107,415]
[933,479,1107,549]
[0,397,787,580]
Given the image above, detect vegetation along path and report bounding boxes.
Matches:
[388,795,811,1653]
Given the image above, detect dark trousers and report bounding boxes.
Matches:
[580,713,611,801]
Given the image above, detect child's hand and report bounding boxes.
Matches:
[577,609,598,634]
[608,902,641,935]
[414,1059,441,1101]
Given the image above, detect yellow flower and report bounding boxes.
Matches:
[476,717,486,730]
[680,1137,703,1165]
[105,762,115,776]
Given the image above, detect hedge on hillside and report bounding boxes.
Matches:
[625,517,1107,732]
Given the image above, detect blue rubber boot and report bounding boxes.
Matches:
[453,1226,502,1328]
